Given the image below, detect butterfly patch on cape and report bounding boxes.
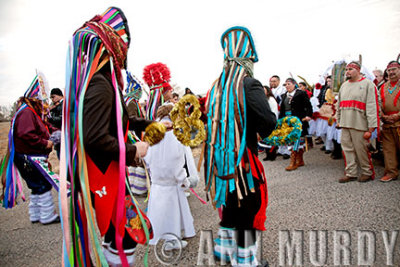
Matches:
[95,186,107,198]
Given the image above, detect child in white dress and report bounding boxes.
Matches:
[144,104,198,249]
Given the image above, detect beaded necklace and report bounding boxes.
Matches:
[387,80,399,94]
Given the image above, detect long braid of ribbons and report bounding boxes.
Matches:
[1,104,28,208]
[146,87,163,120]
[76,35,105,267]
[60,41,72,267]
[110,58,130,267]
[205,27,257,208]
[124,97,143,118]
[61,29,109,266]
[124,96,133,106]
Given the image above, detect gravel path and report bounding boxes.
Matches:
[1,142,399,266]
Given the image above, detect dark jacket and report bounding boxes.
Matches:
[317,85,329,108]
[126,100,141,118]
[279,89,313,136]
[244,77,277,154]
[14,107,57,155]
[48,100,63,129]
[83,72,152,174]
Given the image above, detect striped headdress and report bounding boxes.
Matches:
[61,7,133,267]
[24,71,49,101]
[124,71,144,117]
[125,71,143,102]
[143,62,172,120]
[204,26,258,208]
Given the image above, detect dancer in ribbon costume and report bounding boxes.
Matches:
[61,7,159,267]
[204,26,276,266]
[143,62,174,120]
[1,72,60,225]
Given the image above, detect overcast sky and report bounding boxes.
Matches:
[0,0,399,106]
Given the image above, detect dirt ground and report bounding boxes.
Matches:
[1,121,400,266]
[0,122,9,159]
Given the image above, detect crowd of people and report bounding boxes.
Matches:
[259,59,400,185]
[1,6,399,267]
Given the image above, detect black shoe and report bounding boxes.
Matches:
[331,153,342,159]
[320,146,326,151]
[268,153,277,161]
[325,150,332,154]
[41,215,61,225]
[315,138,324,145]
[283,154,290,160]
[263,153,277,161]
[307,137,314,148]
[331,139,342,159]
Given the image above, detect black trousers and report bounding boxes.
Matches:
[14,153,52,195]
[219,172,261,247]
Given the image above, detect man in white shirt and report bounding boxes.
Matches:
[269,75,286,105]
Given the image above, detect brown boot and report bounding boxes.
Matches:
[296,149,305,167]
[338,176,357,183]
[285,151,298,171]
[358,174,372,183]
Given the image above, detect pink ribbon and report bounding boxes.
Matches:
[111,61,129,267]
[189,188,206,204]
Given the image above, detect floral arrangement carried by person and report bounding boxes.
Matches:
[264,116,302,147]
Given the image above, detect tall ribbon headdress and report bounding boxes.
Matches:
[204,26,258,208]
[61,7,134,267]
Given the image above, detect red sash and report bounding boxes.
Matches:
[247,148,268,231]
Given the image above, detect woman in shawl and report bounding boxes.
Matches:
[279,78,313,171]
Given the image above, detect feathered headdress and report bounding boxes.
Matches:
[61,7,135,267]
[143,62,172,120]
[204,26,258,208]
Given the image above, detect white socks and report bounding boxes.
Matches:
[37,191,59,225]
[28,194,40,223]
[102,245,136,267]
